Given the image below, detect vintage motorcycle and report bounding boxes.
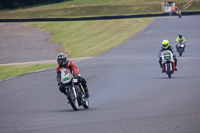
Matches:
[60,68,89,111]
[176,40,185,56]
[160,50,176,78]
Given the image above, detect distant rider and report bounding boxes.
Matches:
[176,9,181,15]
[158,40,178,72]
[56,53,90,98]
[176,34,186,50]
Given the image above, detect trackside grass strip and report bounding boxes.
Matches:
[0,64,57,80]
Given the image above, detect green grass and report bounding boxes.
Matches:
[29,18,153,58]
[0,0,199,19]
[186,1,200,11]
[0,64,57,80]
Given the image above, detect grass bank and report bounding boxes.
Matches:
[0,64,57,80]
[29,18,153,58]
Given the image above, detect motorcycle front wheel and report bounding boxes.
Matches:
[66,87,79,111]
[178,47,183,56]
[167,62,171,78]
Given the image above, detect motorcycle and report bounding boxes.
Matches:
[176,40,185,56]
[160,50,176,78]
[60,68,89,111]
[178,12,181,18]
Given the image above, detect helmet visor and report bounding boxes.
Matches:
[58,58,65,63]
[163,44,168,47]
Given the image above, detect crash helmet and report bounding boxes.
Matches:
[162,39,169,49]
[57,53,67,67]
[179,34,183,38]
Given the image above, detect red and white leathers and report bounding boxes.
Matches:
[56,61,90,98]
[57,61,79,75]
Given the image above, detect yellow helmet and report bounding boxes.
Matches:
[162,39,169,49]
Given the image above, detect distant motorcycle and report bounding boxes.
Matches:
[176,40,185,56]
[160,50,176,78]
[60,68,89,111]
[178,12,181,18]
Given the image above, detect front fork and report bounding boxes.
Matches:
[71,82,77,99]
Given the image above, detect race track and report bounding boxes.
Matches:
[0,15,200,133]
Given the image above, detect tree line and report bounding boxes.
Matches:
[0,0,70,10]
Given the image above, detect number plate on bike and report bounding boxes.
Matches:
[164,55,171,60]
[62,75,71,83]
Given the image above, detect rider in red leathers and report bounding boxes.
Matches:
[56,53,90,98]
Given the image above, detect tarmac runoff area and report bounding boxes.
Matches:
[0,23,91,66]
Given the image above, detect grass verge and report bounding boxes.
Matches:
[29,18,154,58]
[0,64,57,80]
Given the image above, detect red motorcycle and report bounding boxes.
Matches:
[161,50,176,78]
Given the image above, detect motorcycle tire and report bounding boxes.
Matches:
[77,85,89,109]
[66,87,79,111]
[178,47,183,56]
[167,62,171,78]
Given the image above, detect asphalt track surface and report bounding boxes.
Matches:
[0,23,61,64]
[0,15,200,133]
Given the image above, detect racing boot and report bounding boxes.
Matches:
[84,85,90,98]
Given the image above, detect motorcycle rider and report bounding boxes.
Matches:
[176,9,181,14]
[56,53,90,98]
[176,9,181,17]
[176,34,186,51]
[158,40,178,72]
